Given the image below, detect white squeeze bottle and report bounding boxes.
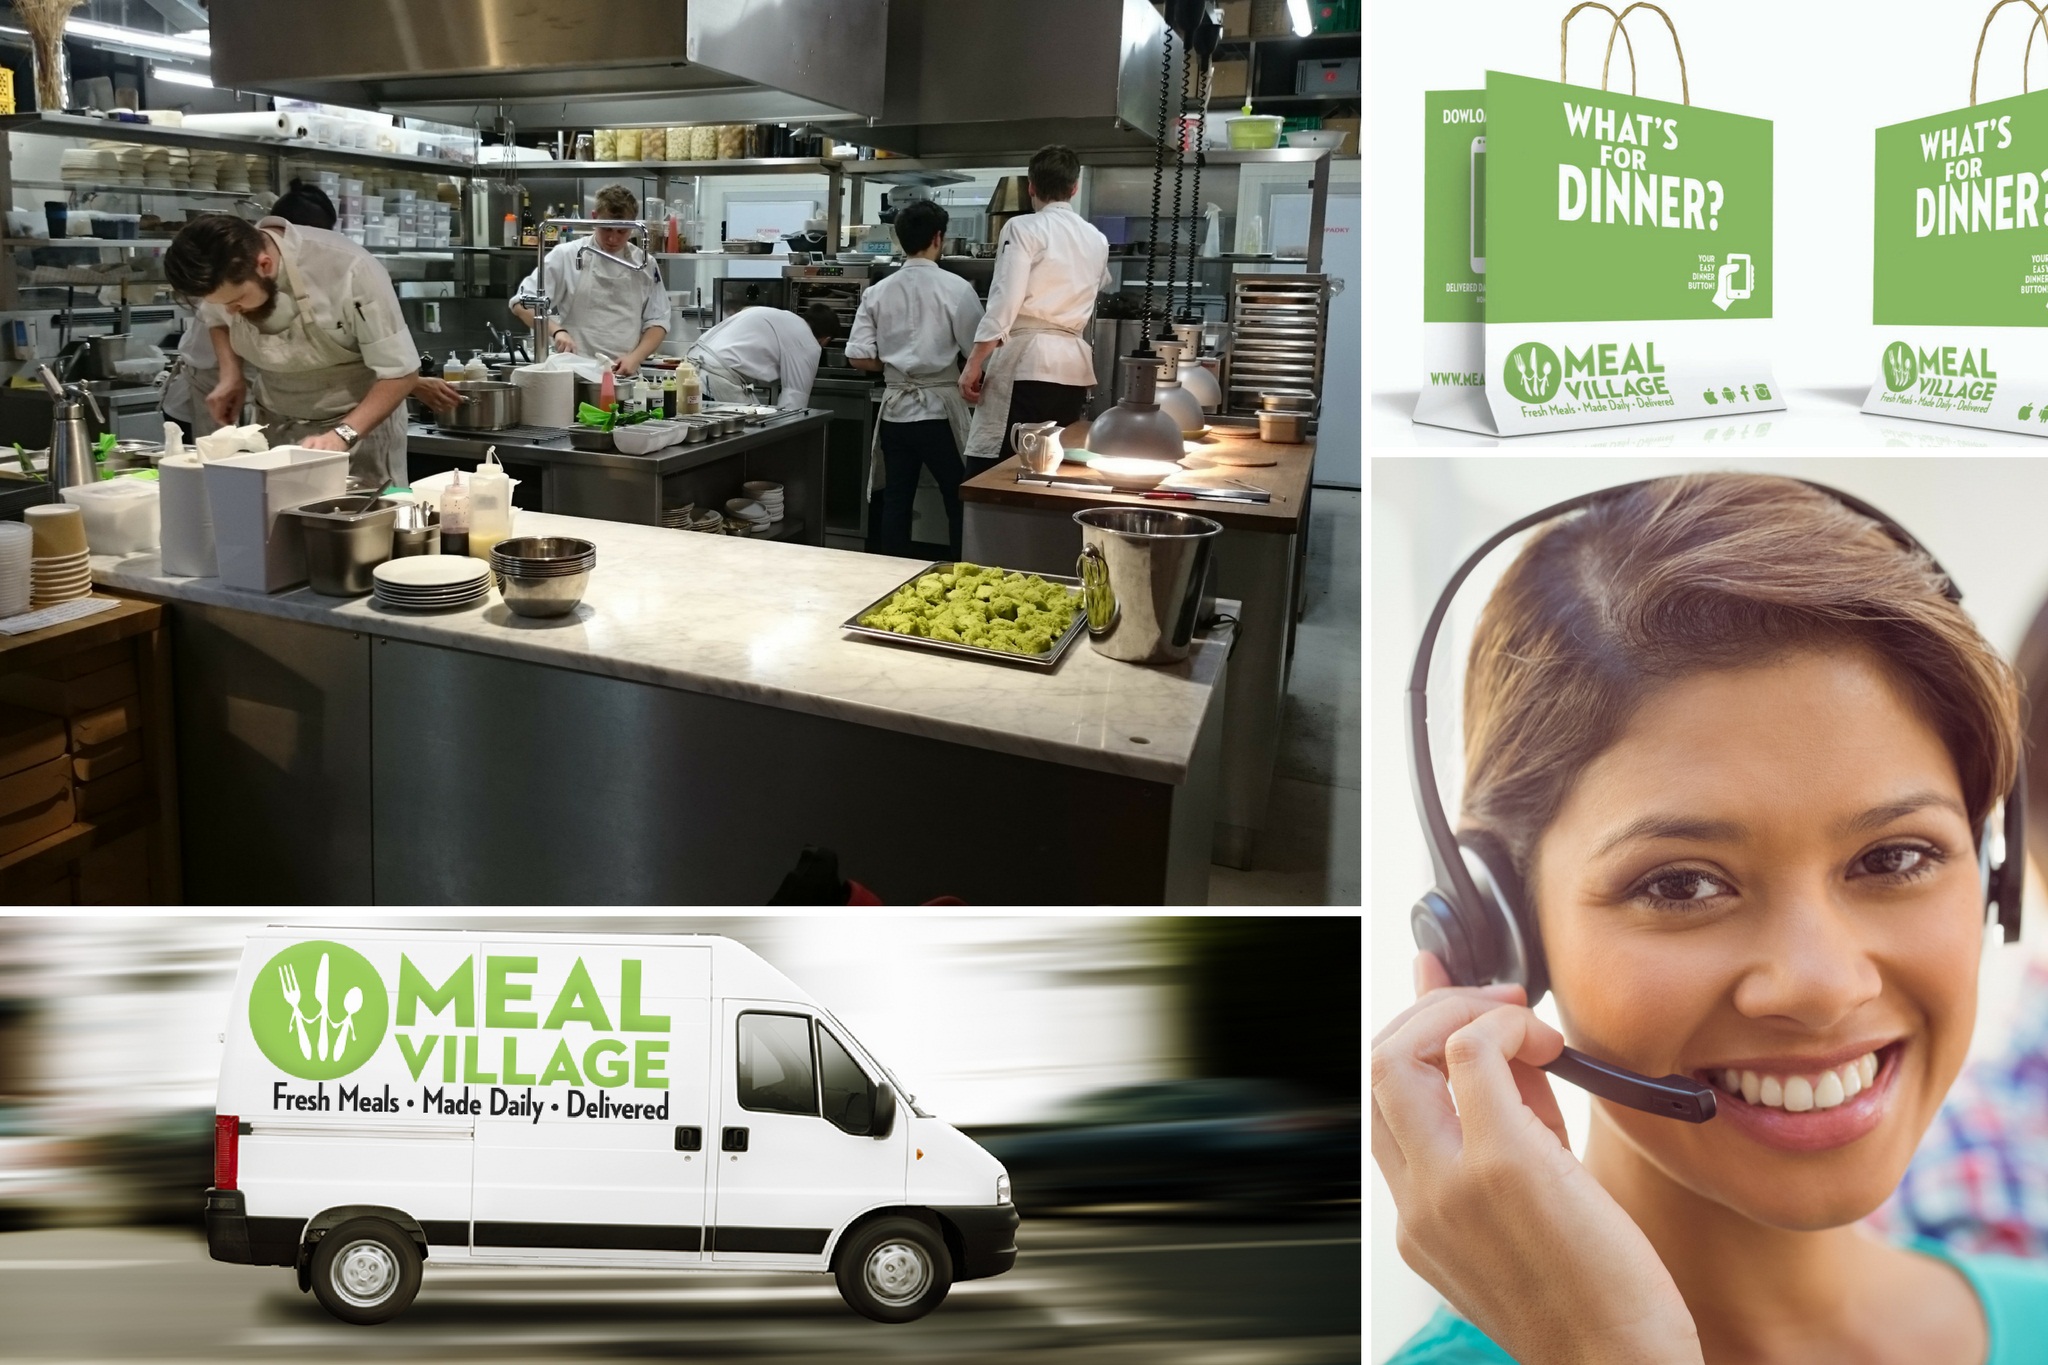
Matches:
[677,358,702,414]
[468,452,512,564]
[442,352,464,381]
[463,351,488,381]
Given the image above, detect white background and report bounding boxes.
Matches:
[1369,0,2048,449]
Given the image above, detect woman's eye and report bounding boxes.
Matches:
[1637,869,1730,904]
[1854,844,1939,879]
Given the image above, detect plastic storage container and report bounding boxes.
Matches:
[1227,115,1284,149]
[202,446,349,592]
[59,477,160,555]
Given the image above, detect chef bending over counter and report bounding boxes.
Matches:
[509,184,669,376]
[165,210,424,489]
[687,301,838,410]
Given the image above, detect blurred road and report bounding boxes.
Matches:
[0,1216,1360,1363]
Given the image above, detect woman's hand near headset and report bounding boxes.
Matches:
[1372,953,1704,1365]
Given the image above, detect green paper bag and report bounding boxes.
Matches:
[1416,4,1782,435]
[1865,0,2048,434]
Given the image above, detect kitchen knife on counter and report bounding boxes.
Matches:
[1013,475,1272,504]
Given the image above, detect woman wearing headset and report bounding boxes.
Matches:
[1376,473,2048,1364]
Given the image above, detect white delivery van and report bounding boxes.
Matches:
[205,928,1017,1324]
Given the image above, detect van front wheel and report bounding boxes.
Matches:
[835,1217,953,1323]
[308,1218,422,1325]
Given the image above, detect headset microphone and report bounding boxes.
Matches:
[1407,479,2025,1126]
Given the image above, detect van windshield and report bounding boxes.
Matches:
[817,1005,932,1119]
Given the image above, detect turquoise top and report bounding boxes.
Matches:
[1383,1239,2048,1364]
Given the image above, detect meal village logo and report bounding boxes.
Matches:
[250,941,674,1122]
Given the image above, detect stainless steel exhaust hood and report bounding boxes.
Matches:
[206,0,887,130]
[859,0,1179,159]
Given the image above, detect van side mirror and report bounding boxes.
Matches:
[869,1082,897,1139]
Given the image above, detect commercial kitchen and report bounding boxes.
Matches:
[0,0,1360,906]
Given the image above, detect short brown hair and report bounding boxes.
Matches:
[594,184,639,219]
[801,303,838,342]
[1028,145,1081,201]
[164,213,267,297]
[1461,473,2021,880]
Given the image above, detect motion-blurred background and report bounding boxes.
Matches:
[0,914,1360,1364]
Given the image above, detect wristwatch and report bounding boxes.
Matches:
[333,423,360,447]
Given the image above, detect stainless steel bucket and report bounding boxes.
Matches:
[1073,507,1222,665]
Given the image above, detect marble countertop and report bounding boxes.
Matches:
[93,512,1236,784]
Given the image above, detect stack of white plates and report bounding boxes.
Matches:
[372,555,490,611]
[660,503,695,529]
[741,480,785,523]
[30,550,91,609]
[682,506,723,533]
[724,497,771,533]
[0,523,30,617]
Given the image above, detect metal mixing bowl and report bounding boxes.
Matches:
[497,566,591,617]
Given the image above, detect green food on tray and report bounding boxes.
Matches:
[859,562,1081,655]
[575,402,656,432]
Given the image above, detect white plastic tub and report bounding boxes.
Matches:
[60,477,161,556]
[202,446,348,592]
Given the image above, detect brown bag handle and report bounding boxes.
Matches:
[1973,0,2048,103]
[1561,3,1641,95]
[1563,2,1691,106]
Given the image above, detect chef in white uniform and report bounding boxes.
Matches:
[845,200,982,558]
[509,184,669,375]
[165,212,422,489]
[959,145,1111,478]
[160,311,223,440]
[687,303,837,409]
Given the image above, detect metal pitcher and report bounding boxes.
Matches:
[1073,507,1222,665]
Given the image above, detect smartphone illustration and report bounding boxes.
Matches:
[1470,136,1486,274]
[1725,252,1754,300]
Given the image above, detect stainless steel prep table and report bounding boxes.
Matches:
[405,410,829,539]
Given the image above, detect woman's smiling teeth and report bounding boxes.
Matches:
[1715,1052,1880,1111]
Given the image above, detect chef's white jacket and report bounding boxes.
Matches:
[692,306,824,409]
[974,200,1112,386]
[844,258,983,423]
[197,218,417,381]
[515,235,669,360]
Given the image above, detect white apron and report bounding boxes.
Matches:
[227,230,408,489]
[686,343,775,406]
[867,363,972,498]
[962,322,1082,462]
[161,356,224,437]
[565,247,659,361]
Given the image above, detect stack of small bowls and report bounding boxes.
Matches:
[25,505,91,608]
[0,523,30,617]
[741,480,785,523]
[490,536,596,618]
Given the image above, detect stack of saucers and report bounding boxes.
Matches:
[741,480,785,523]
[684,506,724,534]
[25,505,90,608]
[371,555,490,611]
[724,497,771,535]
[0,523,30,617]
[661,503,695,529]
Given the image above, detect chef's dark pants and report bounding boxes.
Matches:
[877,419,964,560]
[966,380,1089,479]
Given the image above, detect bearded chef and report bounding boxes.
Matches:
[164,212,423,489]
[509,184,669,375]
[958,144,1111,477]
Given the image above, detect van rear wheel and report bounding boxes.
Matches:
[836,1217,952,1323]
[308,1218,421,1325]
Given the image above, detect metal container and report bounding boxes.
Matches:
[1258,410,1306,443]
[390,503,441,558]
[435,379,521,432]
[491,535,597,618]
[286,495,400,596]
[1072,507,1222,665]
[568,426,616,451]
[840,561,1090,669]
[1261,392,1315,412]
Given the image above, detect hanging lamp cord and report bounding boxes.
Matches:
[1182,56,1213,321]
[1166,47,1190,335]
[1143,24,1175,351]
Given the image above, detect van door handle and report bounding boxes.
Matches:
[674,1126,702,1152]
[722,1126,749,1152]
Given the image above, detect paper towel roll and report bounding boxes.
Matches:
[158,454,217,578]
[512,364,576,429]
[181,112,309,141]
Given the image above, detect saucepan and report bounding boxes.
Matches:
[435,380,521,432]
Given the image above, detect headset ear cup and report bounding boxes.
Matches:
[1456,831,1550,1007]
[1411,891,1482,986]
